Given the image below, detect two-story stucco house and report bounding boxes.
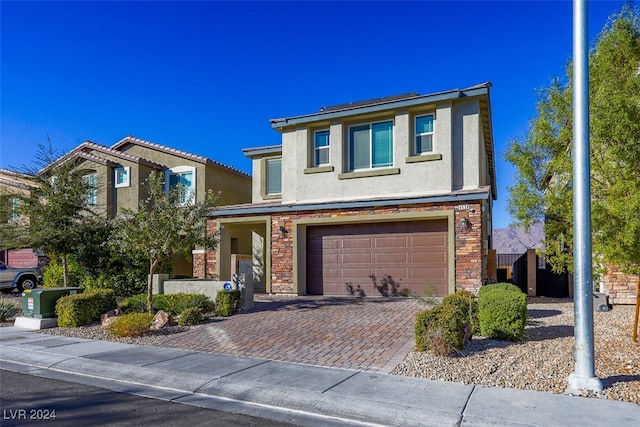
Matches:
[195,83,496,297]
[41,135,252,276]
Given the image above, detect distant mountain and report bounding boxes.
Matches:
[492,222,545,254]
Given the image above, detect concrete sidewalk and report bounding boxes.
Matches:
[1,327,638,426]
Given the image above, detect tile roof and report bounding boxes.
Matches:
[111,135,251,179]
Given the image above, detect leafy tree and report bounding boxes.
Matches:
[110,172,218,313]
[2,143,98,286]
[505,5,640,279]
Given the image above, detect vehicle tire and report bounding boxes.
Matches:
[17,277,37,292]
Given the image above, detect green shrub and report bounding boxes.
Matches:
[109,313,154,337]
[0,299,21,322]
[120,293,214,315]
[414,303,465,355]
[43,256,87,288]
[155,293,214,315]
[120,294,148,313]
[442,290,479,334]
[215,290,241,317]
[56,289,117,327]
[178,307,204,326]
[478,283,528,341]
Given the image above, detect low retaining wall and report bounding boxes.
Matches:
[152,274,254,310]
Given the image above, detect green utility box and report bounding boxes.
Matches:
[22,287,84,319]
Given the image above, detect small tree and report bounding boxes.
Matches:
[505,6,640,279]
[3,143,98,286]
[110,172,218,313]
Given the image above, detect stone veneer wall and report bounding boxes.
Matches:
[201,199,485,295]
[602,266,638,305]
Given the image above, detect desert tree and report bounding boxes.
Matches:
[2,143,99,286]
[109,171,218,313]
[505,5,640,283]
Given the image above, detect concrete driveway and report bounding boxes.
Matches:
[151,296,427,373]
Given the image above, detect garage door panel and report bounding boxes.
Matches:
[306,220,448,296]
[411,252,447,263]
[375,235,409,247]
[374,252,407,263]
[411,266,447,278]
[342,238,373,249]
[411,234,447,247]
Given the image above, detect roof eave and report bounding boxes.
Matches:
[270,84,491,130]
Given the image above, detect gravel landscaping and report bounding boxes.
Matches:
[2,294,638,404]
[393,297,640,404]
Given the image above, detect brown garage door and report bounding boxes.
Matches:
[306,220,448,297]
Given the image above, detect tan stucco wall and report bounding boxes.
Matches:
[118,144,251,206]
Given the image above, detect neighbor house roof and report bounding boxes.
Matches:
[112,135,251,179]
[40,140,164,174]
[0,168,37,191]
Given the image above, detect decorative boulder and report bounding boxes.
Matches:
[100,308,123,327]
[151,310,173,330]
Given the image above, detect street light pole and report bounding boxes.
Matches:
[566,0,603,395]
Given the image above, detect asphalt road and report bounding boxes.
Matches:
[0,370,297,427]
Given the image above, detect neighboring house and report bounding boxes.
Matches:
[0,168,42,267]
[196,83,496,297]
[41,136,252,276]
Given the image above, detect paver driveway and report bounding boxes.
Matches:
[151,296,426,373]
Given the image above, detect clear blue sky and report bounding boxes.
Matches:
[0,0,626,229]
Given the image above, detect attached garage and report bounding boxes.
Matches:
[306,219,449,297]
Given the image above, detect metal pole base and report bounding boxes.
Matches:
[565,373,604,396]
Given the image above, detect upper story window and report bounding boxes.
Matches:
[82,173,97,206]
[265,158,282,195]
[1,196,20,223]
[313,130,330,166]
[165,166,196,204]
[10,197,19,221]
[415,114,434,154]
[114,166,130,188]
[348,120,393,171]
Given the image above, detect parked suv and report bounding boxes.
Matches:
[0,261,42,293]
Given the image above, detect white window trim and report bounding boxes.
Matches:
[165,166,197,204]
[82,173,97,206]
[347,119,394,172]
[114,166,130,188]
[415,113,435,155]
[313,129,330,167]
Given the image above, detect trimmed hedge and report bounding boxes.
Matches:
[478,283,528,341]
[120,293,214,315]
[56,289,117,328]
[178,307,204,326]
[109,313,154,337]
[442,290,479,334]
[414,303,465,355]
[414,290,478,355]
[215,290,241,317]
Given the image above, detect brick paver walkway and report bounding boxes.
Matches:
[151,296,426,373]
